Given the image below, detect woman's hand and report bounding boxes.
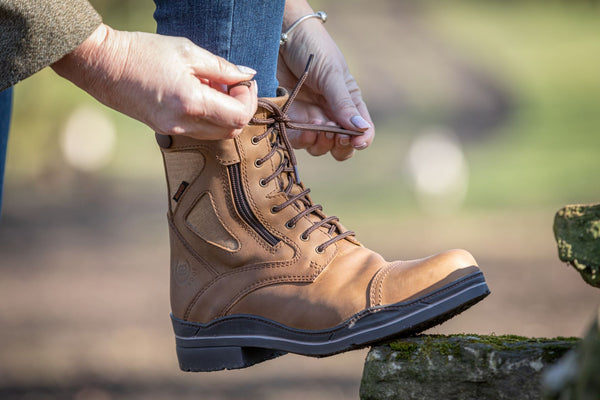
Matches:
[279,0,375,161]
[52,23,258,140]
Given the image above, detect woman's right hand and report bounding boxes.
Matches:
[52,23,258,140]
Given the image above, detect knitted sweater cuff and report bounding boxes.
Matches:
[0,0,102,91]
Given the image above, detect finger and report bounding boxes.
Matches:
[320,75,374,149]
[286,102,326,149]
[321,76,368,128]
[330,145,355,161]
[330,122,355,161]
[189,47,256,84]
[156,117,243,140]
[306,130,335,157]
[229,80,258,123]
[289,117,322,149]
[190,81,256,129]
[209,81,228,94]
[289,129,318,149]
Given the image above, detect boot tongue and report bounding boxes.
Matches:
[261,88,289,110]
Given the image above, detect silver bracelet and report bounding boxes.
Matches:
[280,11,327,46]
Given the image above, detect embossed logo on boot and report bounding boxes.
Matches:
[174,262,193,286]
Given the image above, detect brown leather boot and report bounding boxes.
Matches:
[156,70,490,372]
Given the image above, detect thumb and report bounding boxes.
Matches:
[190,48,256,85]
[320,74,375,150]
[321,77,371,133]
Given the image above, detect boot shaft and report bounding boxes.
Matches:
[157,93,352,321]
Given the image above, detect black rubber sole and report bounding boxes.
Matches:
[172,271,490,372]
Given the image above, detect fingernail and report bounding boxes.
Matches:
[354,142,368,150]
[339,135,350,146]
[351,115,371,131]
[237,65,257,75]
[325,132,334,140]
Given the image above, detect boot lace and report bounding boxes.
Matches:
[249,55,364,253]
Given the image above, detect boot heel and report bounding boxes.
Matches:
[176,345,287,372]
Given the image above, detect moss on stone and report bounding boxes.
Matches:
[388,341,419,359]
[461,333,531,348]
[388,334,579,356]
[587,220,600,239]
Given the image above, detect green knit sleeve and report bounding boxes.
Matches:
[0,0,102,91]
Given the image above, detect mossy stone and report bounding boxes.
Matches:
[361,334,579,400]
[554,203,600,287]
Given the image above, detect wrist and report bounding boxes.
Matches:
[52,23,128,92]
[281,3,329,51]
[283,0,314,31]
[71,23,111,61]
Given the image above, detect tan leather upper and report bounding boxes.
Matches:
[160,93,479,330]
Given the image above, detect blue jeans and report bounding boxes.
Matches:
[0,87,13,217]
[153,0,285,98]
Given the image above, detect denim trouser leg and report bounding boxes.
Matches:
[153,0,285,98]
[0,87,13,217]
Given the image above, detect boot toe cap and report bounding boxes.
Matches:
[371,249,480,307]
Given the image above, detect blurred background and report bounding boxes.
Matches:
[1,0,599,399]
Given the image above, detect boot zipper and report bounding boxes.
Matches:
[228,163,280,246]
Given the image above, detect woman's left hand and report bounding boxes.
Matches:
[278,0,375,161]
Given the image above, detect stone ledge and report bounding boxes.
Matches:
[360,335,579,400]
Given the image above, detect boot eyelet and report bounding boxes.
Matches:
[285,221,295,229]
[300,233,309,241]
[251,136,260,145]
[254,159,263,168]
[259,179,268,187]
[270,206,279,213]
[315,246,325,254]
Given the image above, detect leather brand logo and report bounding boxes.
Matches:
[173,181,190,202]
[174,261,192,285]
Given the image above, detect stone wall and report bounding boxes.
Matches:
[360,335,578,400]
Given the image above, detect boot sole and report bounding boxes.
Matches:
[172,270,490,372]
